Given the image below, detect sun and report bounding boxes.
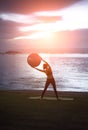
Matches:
[28,32,52,39]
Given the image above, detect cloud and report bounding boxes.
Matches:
[0,10,63,40]
[0,0,88,51]
[0,0,80,14]
[0,19,23,39]
[0,13,40,24]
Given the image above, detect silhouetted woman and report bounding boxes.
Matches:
[34,59,58,99]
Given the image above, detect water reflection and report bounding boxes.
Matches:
[0,54,88,91]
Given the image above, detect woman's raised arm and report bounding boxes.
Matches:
[34,67,45,73]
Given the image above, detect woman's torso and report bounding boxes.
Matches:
[45,67,53,79]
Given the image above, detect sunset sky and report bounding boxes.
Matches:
[0,0,88,52]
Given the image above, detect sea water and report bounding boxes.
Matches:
[0,53,88,92]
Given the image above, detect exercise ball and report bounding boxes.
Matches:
[27,53,41,67]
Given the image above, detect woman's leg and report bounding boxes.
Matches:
[51,78,58,99]
[41,79,50,98]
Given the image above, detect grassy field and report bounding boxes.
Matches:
[0,90,88,130]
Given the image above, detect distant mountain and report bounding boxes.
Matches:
[5,51,22,54]
[0,48,88,54]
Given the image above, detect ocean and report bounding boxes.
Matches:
[0,53,88,92]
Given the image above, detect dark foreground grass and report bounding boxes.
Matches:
[0,90,88,130]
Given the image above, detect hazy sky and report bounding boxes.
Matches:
[0,0,88,52]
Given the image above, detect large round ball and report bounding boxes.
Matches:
[27,53,41,67]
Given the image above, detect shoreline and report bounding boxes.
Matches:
[0,90,88,97]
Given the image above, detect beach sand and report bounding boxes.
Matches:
[0,90,88,130]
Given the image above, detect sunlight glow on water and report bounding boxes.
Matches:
[40,53,88,58]
[0,53,88,92]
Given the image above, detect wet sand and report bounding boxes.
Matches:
[0,90,88,130]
